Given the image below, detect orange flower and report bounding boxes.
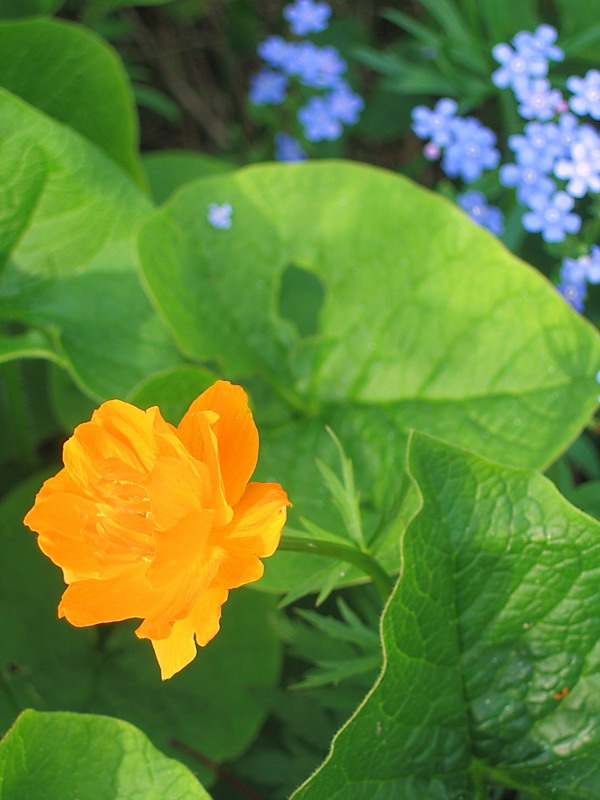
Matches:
[24,381,290,679]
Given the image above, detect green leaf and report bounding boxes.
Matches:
[127,364,218,424]
[0,88,181,399]
[136,161,600,593]
[0,0,62,17]
[0,709,212,799]
[0,19,143,182]
[0,470,282,783]
[293,431,600,799]
[143,150,237,205]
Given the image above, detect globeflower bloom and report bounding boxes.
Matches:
[24,381,290,680]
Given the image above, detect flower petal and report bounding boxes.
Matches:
[150,614,197,680]
[58,564,156,626]
[63,401,158,493]
[25,492,111,581]
[144,455,208,530]
[178,381,259,507]
[215,482,290,589]
[150,583,229,679]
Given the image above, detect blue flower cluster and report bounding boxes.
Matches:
[411,99,501,183]
[412,24,600,312]
[491,26,600,313]
[411,99,503,232]
[249,0,364,157]
[491,25,600,249]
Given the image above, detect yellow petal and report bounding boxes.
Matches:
[150,614,197,680]
[149,584,228,680]
[178,381,259,508]
[213,482,290,589]
[58,564,156,626]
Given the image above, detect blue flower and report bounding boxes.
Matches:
[512,25,564,64]
[282,41,320,77]
[567,69,600,120]
[442,118,500,182]
[555,127,600,197]
[500,162,556,205]
[561,246,600,285]
[411,98,458,146]
[283,0,331,35]
[257,35,291,69]
[554,112,581,155]
[522,190,581,242]
[274,132,307,162]
[515,78,562,121]
[507,121,562,172]
[300,45,347,89]
[492,25,563,91]
[326,82,364,124]
[457,191,504,235]
[298,95,343,141]
[557,280,587,312]
[207,203,233,229]
[249,68,288,105]
[491,42,547,91]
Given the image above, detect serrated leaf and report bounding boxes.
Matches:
[292,431,600,799]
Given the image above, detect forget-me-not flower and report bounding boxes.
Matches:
[567,69,600,119]
[492,41,547,90]
[298,95,343,141]
[300,45,347,89]
[411,98,458,146]
[562,246,600,285]
[327,82,364,124]
[515,78,562,121]
[555,127,600,197]
[283,0,332,35]
[508,121,562,171]
[557,280,587,311]
[442,118,501,182]
[249,68,288,105]
[522,190,581,242]
[554,112,581,154]
[492,25,562,91]
[500,162,556,205]
[457,191,504,235]
[513,25,564,64]
[257,36,291,69]
[274,132,308,162]
[207,203,233,229]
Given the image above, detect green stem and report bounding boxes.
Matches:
[278,535,395,603]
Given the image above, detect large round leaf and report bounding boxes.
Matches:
[136,162,600,591]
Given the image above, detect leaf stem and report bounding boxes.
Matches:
[278,535,395,603]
